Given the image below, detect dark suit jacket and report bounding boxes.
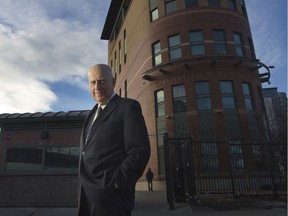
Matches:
[78,94,150,211]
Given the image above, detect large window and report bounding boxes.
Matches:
[220,81,236,109]
[118,41,122,73]
[195,81,212,110]
[150,0,159,21]
[124,29,127,63]
[165,0,177,14]
[228,0,237,10]
[152,41,162,66]
[241,0,247,18]
[186,0,198,7]
[155,90,166,175]
[228,140,244,169]
[190,30,205,55]
[213,30,227,54]
[5,146,79,172]
[208,0,220,7]
[234,32,245,57]
[242,83,253,110]
[168,34,182,60]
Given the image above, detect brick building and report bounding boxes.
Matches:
[101,0,273,182]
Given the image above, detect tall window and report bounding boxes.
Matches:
[155,90,165,175]
[201,142,219,171]
[118,41,122,73]
[242,83,253,110]
[149,0,159,21]
[152,41,162,66]
[234,32,245,56]
[114,51,117,74]
[248,37,256,59]
[228,0,237,10]
[172,84,187,113]
[220,81,236,109]
[228,140,244,169]
[165,0,177,14]
[186,0,198,7]
[208,0,220,7]
[124,29,127,63]
[195,81,212,110]
[190,30,205,55]
[196,81,215,140]
[168,34,182,60]
[213,30,227,54]
[124,79,127,98]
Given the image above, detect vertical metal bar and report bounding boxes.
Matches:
[163,133,174,210]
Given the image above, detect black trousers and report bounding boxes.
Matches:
[78,189,133,216]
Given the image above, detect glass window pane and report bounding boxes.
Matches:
[242,83,250,95]
[155,54,162,65]
[197,98,212,110]
[151,9,159,21]
[157,90,164,102]
[221,81,233,93]
[186,0,198,7]
[44,147,79,171]
[222,96,236,109]
[213,31,225,41]
[196,82,210,94]
[169,35,181,47]
[192,45,205,55]
[6,148,43,171]
[154,42,161,54]
[170,48,182,59]
[190,31,203,42]
[245,98,253,110]
[215,44,227,54]
[166,0,177,13]
[173,85,185,97]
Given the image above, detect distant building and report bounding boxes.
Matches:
[0,111,88,206]
[263,88,287,142]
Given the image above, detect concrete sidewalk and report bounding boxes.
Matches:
[0,191,286,216]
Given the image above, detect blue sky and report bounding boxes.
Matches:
[0,0,286,113]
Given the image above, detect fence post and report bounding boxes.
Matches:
[163,133,174,210]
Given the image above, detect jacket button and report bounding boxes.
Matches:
[82,151,85,155]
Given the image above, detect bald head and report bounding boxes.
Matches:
[88,64,115,105]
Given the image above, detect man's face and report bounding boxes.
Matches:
[88,67,115,105]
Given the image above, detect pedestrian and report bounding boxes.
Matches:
[146,168,154,191]
[77,64,151,216]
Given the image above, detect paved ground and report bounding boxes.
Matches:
[0,191,286,216]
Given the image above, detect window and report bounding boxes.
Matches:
[173,84,187,113]
[152,41,162,66]
[242,83,253,110]
[119,41,122,73]
[150,0,159,21]
[186,0,198,7]
[156,90,165,117]
[213,30,227,54]
[124,79,127,98]
[190,30,205,55]
[165,0,177,14]
[44,147,79,171]
[234,32,245,56]
[168,34,182,60]
[195,81,212,110]
[155,90,166,175]
[5,146,79,172]
[228,0,237,10]
[114,51,117,74]
[221,81,236,109]
[208,0,220,7]
[248,37,256,59]
[124,29,127,63]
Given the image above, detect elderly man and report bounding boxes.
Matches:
[78,64,151,216]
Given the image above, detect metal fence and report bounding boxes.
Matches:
[163,133,287,209]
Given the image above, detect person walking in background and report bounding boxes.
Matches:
[146,168,154,191]
[77,64,151,216]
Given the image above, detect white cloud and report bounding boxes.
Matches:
[0,0,109,113]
